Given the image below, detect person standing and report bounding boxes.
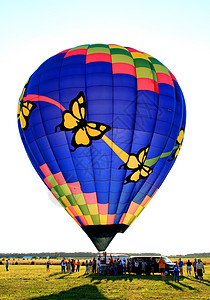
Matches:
[186,259,192,276]
[192,259,198,278]
[71,259,75,272]
[127,259,131,276]
[76,259,80,272]
[159,257,166,280]
[92,257,96,273]
[97,257,101,274]
[142,260,147,275]
[61,258,66,273]
[178,258,184,276]
[46,260,50,272]
[67,259,71,273]
[196,259,205,283]
[6,260,9,271]
[123,259,127,276]
[113,259,118,276]
[89,260,92,273]
[134,260,139,275]
[118,259,123,275]
[85,260,89,275]
[150,257,155,276]
[174,262,180,283]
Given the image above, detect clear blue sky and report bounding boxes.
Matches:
[0,0,210,255]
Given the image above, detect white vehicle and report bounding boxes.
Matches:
[98,253,129,264]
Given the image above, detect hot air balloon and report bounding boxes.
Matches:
[17,44,186,251]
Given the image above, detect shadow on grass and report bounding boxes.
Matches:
[165,281,183,291]
[165,280,198,291]
[48,272,72,279]
[31,284,108,299]
[184,276,210,287]
[79,273,179,284]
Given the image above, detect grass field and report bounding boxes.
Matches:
[0,263,209,299]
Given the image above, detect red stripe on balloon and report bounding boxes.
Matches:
[156,73,174,87]
[23,94,66,112]
[64,48,88,58]
[86,53,112,63]
[168,71,177,82]
[56,49,70,55]
[112,63,136,77]
[137,78,159,93]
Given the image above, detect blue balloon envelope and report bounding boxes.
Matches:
[17,44,186,251]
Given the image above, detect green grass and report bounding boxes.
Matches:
[0,264,209,299]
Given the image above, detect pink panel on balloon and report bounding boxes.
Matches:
[141,195,151,207]
[53,172,66,185]
[107,214,115,225]
[98,203,108,215]
[127,201,139,215]
[67,182,82,194]
[83,192,97,204]
[40,163,52,177]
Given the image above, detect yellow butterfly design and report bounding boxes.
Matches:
[17,78,37,130]
[119,145,153,184]
[55,91,111,151]
[168,128,184,161]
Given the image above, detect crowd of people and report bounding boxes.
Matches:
[3,256,205,283]
[56,256,206,283]
[3,255,205,283]
[176,258,205,283]
[59,258,81,273]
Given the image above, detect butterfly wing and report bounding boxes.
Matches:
[69,91,86,120]
[19,101,37,130]
[137,145,150,164]
[123,154,140,170]
[86,122,111,140]
[168,129,184,161]
[139,165,153,179]
[71,127,91,151]
[176,129,184,144]
[124,170,141,184]
[71,122,111,151]
[55,92,86,132]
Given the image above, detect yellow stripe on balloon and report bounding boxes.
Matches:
[102,135,129,163]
